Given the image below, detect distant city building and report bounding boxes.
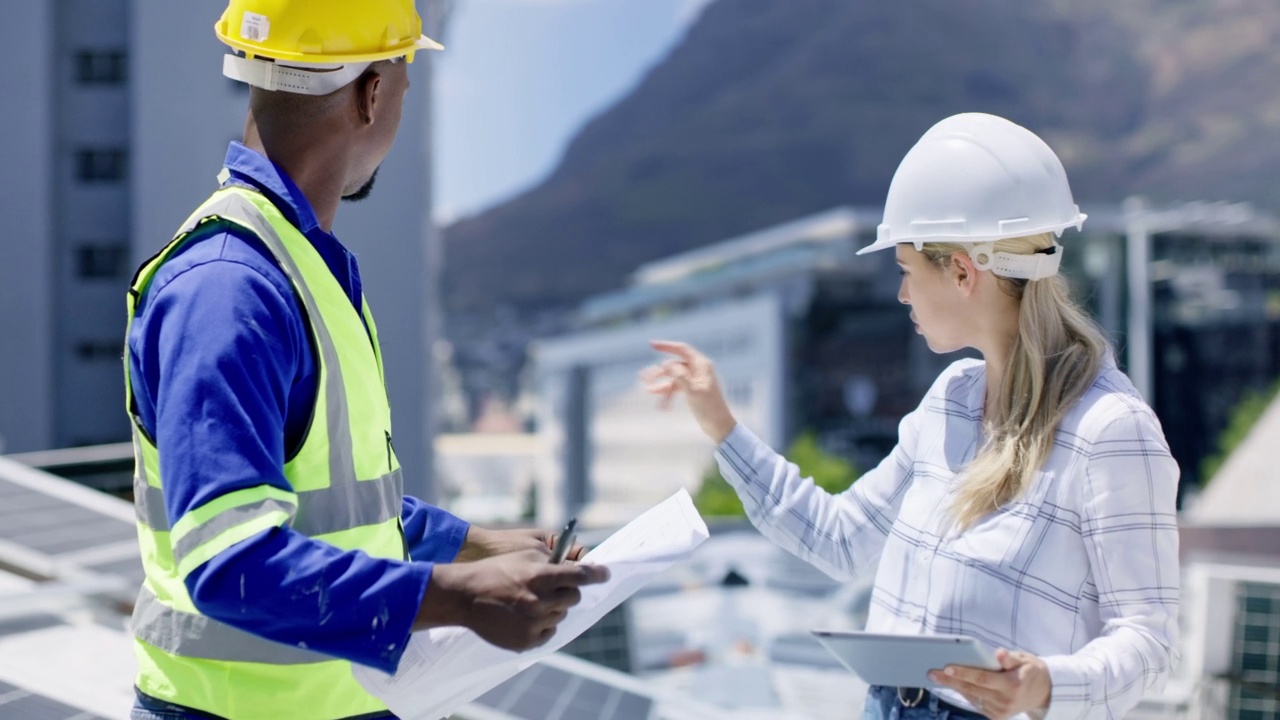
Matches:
[0,1,448,498]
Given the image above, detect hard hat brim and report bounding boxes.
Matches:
[217,27,444,64]
[415,34,445,52]
[857,213,1087,255]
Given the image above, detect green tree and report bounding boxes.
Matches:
[520,480,539,522]
[1201,377,1280,483]
[694,431,860,518]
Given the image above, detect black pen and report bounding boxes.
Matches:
[549,518,578,564]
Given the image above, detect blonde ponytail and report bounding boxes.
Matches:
[919,233,1110,530]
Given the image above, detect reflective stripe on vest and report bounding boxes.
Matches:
[133,467,404,536]
[133,587,333,665]
[126,186,406,720]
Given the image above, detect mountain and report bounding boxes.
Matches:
[1101,0,1280,209]
[442,0,1280,324]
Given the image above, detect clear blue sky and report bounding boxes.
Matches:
[433,0,713,224]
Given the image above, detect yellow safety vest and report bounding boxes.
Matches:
[125,185,407,719]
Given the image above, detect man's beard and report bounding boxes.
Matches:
[342,167,379,202]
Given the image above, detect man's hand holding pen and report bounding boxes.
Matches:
[456,526,587,563]
[420,521,603,651]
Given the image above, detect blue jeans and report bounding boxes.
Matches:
[131,690,224,720]
[862,685,987,720]
[132,689,397,720]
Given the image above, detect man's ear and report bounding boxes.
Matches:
[354,71,382,126]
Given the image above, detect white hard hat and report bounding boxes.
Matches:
[859,113,1086,280]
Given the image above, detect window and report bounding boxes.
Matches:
[76,50,127,84]
[75,244,128,279]
[74,341,122,362]
[76,149,127,183]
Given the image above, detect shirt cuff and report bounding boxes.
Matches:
[402,497,472,564]
[1041,655,1093,720]
[716,422,747,452]
[714,423,768,486]
[374,560,435,674]
[444,519,469,563]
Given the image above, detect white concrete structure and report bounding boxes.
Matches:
[1190,392,1280,525]
[437,432,538,524]
[534,294,787,528]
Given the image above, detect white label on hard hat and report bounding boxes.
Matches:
[241,12,270,42]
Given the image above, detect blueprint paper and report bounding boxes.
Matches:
[352,488,710,720]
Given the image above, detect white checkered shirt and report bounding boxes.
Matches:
[716,358,1180,720]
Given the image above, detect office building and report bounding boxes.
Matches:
[0,0,448,498]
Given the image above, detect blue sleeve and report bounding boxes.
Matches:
[129,244,430,673]
[401,496,469,563]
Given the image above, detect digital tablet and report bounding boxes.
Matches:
[811,630,1000,688]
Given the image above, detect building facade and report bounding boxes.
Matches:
[0,0,447,499]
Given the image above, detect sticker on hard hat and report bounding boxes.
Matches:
[241,12,270,42]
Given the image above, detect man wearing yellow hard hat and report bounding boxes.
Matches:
[124,2,608,718]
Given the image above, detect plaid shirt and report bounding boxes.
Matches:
[716,358,1179,720]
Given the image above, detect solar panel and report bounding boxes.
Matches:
[0,479,135,555]
[0,458,139,594]
[560,603,632,672]
[0,679,113,720]
[84,555,145,587]
[510,679,564,718]
[0,615,62,639]
[1229,582,1280,719]
[609,692,653,720]
[0,515,135,555]
[557,678,612,720]
[469,658,654,720]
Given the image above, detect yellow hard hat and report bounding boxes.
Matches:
[216,0,443,64]
[216,0,442,94]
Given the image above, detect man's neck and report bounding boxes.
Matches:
[243,121,349,233]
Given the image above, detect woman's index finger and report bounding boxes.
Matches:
[649,339,696,361]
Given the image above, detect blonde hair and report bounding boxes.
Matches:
[918,233,1110,530]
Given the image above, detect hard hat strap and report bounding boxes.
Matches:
[223,54,372,95]
[967,241,1063,280]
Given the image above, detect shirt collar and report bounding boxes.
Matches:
[221,141,322,235]
[218,142,364,309]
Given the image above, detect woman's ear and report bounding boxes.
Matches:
[949,251,978,295]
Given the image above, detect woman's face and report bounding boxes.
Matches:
[895,245,970,354]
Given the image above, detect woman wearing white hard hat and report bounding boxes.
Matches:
[642,113,1178,720]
